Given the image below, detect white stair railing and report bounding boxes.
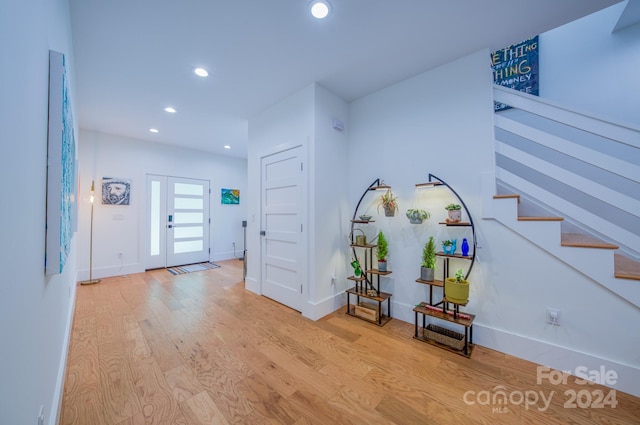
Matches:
[492,85,640,259]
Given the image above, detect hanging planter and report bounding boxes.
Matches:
[378,189,398,217]
[406,209,430,224]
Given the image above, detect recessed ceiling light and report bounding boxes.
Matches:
[224,145,231,149]
[149,128,159,133]
[310,0,331,19]
[164,107,176,113]
[194,67,209,77]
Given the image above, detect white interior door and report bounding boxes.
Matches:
[261,146,305,311]
[147,175,210,269]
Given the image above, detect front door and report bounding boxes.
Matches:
[147,175,210,269]
[260,146,306,311]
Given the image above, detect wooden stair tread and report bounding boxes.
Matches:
[614,254,640,281]
[561,233,619,250]
[517,216,564,221]
[493,194,520,203]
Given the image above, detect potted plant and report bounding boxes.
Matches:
[420,236,436,281]
[442,239,457,255]
[445,268,470,304]
[378,189,398,217]
[445,203,462,223]
[376,230,388,272]
[406,208,430,224]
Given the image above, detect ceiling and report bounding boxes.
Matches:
[69,0,621,159]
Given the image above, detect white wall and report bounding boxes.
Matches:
[0,0,78,424]
[348,49,495,323]
[309,85,349,317]
[540,1,640,127]
[77,130,247,279]
[348,49,640,396]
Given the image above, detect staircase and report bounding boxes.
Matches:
[489,86,640,307]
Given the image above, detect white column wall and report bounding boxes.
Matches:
[308,85,350,318]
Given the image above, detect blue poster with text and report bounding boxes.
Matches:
[491,36,539,111]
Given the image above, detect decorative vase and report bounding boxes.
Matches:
[378,260,387,272]
[420,267,434,281]
[384,206,395,217]
[445,277,470,304]
[461,238,469,257]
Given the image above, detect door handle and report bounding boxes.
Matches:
[260,230,266,236]
[168,224,173,228]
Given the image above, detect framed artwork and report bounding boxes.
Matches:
[102,177,131,205]
[221,188,240,204]
[45,50,76,275]
[491,36,539,111]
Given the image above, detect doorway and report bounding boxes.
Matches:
[260,146,306,311]
[146,175,210,269]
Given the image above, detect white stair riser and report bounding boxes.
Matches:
[493,198,640,308]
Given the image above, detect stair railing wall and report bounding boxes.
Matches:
[492,85,640,258]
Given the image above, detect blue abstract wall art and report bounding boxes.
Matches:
[46,50,76,275]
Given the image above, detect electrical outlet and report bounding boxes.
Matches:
[547,308,560,326]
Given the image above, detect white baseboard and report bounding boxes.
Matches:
[50,275,78,425]
[389,300,640,398]
[303,291,346,321]
[244,276,259,294]
[211,251,243,262]
[474,324,640,398]
[76,263,143,281]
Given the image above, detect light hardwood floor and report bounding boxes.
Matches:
[61,260,640,424]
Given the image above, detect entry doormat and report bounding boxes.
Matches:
[167,262,220,275]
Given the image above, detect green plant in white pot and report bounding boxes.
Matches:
[445,268,470,304]
[406,208,430,224]
[445,203,462,223]
[376,231,388,272]
[420,236,436,281]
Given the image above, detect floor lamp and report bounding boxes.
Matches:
[80,180,100,285]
